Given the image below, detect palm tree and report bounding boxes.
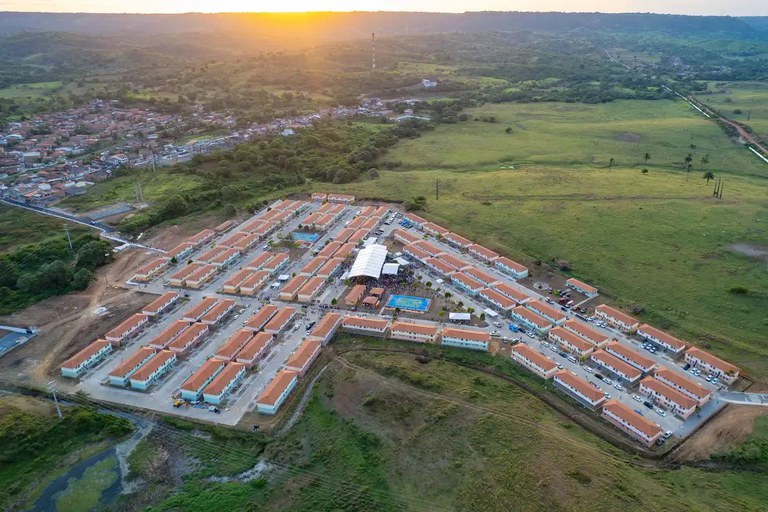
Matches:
[703,170,715,184]
[643,152,651,164]
[608,157,615,169]
[684,153,693,168]
[701,153,710,169]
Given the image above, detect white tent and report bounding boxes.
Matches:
[348,244,388,279]
[382,263,400,275]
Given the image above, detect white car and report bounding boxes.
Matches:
[603,378,613,386]
[656,409,667,417]
[490,331,501,337]
[613,383,624,392]
[584,366,593,373]
[632,394,643,402]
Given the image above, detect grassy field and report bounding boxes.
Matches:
[382,100,767,177]
[327,163,768,378]
[701,81,768,137]
[0,204,87,253]
[0,81,63,99]
[59,171,206,213]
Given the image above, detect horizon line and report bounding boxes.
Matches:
[0,10,757,17]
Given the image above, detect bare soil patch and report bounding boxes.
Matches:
[729,242,768,260]
[617,131,641,142]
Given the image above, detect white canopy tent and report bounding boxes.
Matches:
[382,263,400,275]
[348,244,389,279]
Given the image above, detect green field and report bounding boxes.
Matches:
[0,204,87,253]
[326,165,768,379]
[0,81,62,99]
[701,81,768,137]
[53,455,119,512]
[383,100,767,177]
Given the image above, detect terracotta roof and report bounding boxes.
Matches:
[549,326,594,352]
[203,362,245,396]
[392,229,420,244]
[478,288,516,309]
[638,324,687,351]
[262,253,289,271]
[566,278,598,295]
[143,292,179,315]
[181,358,226,393]
[602,400,663,439]
[130,350,176,382]
[344,284,366,304]
[468,244,499,260]
[105,313,147,340]
[590,350,642,379]
[109,347,157,378]
[61,340,110,370]
[167,323,208,352]
[188,228,215,246]
[342,316,390,330]
[413,240,443,256]
[317,257,344,276]
[263,307,297,332]
[244,305,278,330]
[403,243,430,261]
[391,321,438,336]
[445,232,472,246]
[183,297,219,320]
[463,267,498,285]
[511,343,557,370]
[149,321,189,348]
[640,377,697,410]
[495,257,528,273]
[223,269,254,289]
[300,257,325,275]
[309,312,342,339]
[526,300,567,322]
[606,341,655,369]
[654,368,711,400]
[246,252,276,269]
[451,272,485,290]
[564,319,611,344]
[200,299,236,323]
[442,328,490,343]
[285,339,322,371]
[168,262,203,280]
[317,241,342,257]
[595,304,638,327]
[257,370,298,406]
[685,347,739,375]
[335,242,356,258]
[239,270,270,291]
[236,332,273,361]
[281,275,308,295]
[425,257,456,275]
[555,370,606,402]
[491,282,530,303]
[297,276,325,297]
[215,329,254,360]
[135,258,167,276]
[423,222,449,235]
[512,306,552,329]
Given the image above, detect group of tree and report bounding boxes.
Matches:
[0,234,113,314]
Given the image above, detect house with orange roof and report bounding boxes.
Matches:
[594,304,639,333]
[423,257,457,277]
[390,321,439,343]
[344,284,367,306]
[279,275,308,302]
[601,400,663,447]
[494,257,528,279]
[403,243,430,262]
[525,300,567,325]
[334,242,357,259]
[684,347,739,384]
[236,332,274,367]
[167,323,209,357]
[245,252,276,271]
[239,270,270,296]
[590,350,642,384]
[404,213,427,228]
[167,261,202,287]
[423,222,449,237]
[548,326,595,358]
[393,229,420,245]
[639,377,697,419]
[180,358,226,401]
[185,264,218,289]
[605,341,656,373]
[467,244,499,263]
[316,257,344,279]
[463,266,500,287]
[284,339,322,376]
[450,272,485,295]
[61,340,113,378]
[187,228,216,248]
[441,328,490,351]
[241,304,277,331]
[133,257,169,282]
[297,277,326,303]
[308,312,343,345]
[341,316,390,336]
[129,350,177,391]
[477,288,516,311]
[565,278,599,298]
[108,346,157,387]
[166,242,194,261]
[181,297,218,322]
[317,241,343,258]
[654,368,712,406]
[148,321,189,350]
[491,282,530,304]
[105,313,148,345]
[510,306,553,335]
[263,307,297,335]
[200,299,236,325]
[444,232,472,249]
[222,269,255,294]
[563,319,611,347]
[311,192,327,201]
[142,292,180,317]
[214,330,254,361]
[203,362,247,405]
[299,257,325,276]
[554,370,606,409]
[511,343,558,379]
[637,324,687,354]
[261,253,289,273]
[256,370,299,415]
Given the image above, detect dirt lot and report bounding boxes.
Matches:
[672,383,768,462]
[0,240,163,390]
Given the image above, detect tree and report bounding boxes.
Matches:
[684,153,693,168]
[72,268,94,290]
[76,241,110,269]
[701,153,710,169]
[367,168,379,179]
[0,259,19,289]
[608,157,615,169]
[643,152,651,163]
[703,170,715,184]
[331,298,338,306]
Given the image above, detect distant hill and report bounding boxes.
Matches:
[0,11,762,43]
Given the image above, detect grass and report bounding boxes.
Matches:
[701,81,768,137]
[0,81,62,99]
[59,171,206,213]
[0,204,88,253]
[325,163,768,378]
[53,455,119,512]
[382,100,767,177]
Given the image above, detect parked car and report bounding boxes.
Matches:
[656,409,667,417]
[634,409,644,416]
[663,431,673,439]
[643,401,654,409]
[567,355,578,364]
[594,373,604,381]
[549,345,558,352]
[632,394,642,402]
[603,377,613,386]
[558,352,568,358]
[584,366,593,373]
[556,363,564,370]
[614,383,624,392]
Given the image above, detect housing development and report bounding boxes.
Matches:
[56,194,742,448]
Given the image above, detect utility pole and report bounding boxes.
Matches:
[64,224,73,252]
[747,110,752,121]
[435,178,439,201]
[47,381,63,419]
[371,33,376,72]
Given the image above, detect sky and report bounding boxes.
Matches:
[4,1,768,16]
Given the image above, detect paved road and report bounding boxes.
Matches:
[717,391,768,406]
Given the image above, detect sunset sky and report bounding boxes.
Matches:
[4,1,768,16]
